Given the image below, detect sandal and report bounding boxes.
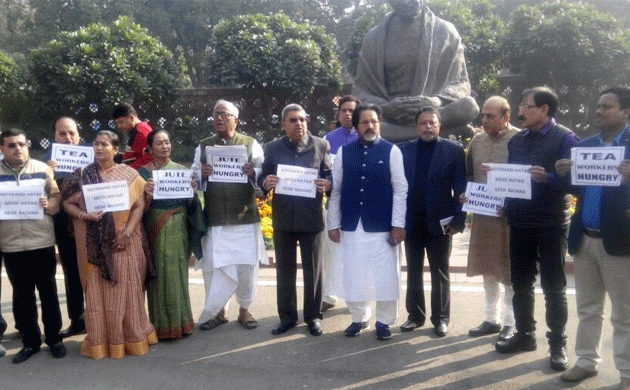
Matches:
[238,309,258,330]
[199,314,229,331]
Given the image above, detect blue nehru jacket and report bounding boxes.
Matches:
[340,138,393,232]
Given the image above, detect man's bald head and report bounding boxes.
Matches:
[481,96,510,135]
[54,116,80,145]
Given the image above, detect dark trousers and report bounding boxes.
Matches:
[4,247,62,348]
[510,225,568,346]
[54,211,84,325]
[273,231,323,325]
[404,229,452,327]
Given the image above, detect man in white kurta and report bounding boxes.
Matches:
[328,104,408,340]
[192,100,268,331]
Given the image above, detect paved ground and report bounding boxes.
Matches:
[0,232,619,390]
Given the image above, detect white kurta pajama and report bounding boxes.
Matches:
[191,141,268,324]
[327,143,407,325]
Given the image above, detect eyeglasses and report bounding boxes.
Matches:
[519,104,538,110]
[213,111,235,118]
[288,117,307,123]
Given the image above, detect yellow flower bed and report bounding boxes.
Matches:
[257,192,274,250]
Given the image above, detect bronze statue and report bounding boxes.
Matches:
[352,0,479,142]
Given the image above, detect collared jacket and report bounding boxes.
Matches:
[258,134,332,233]
[564,129,630,256]
[399,137,467,235]
[0,158,60,253]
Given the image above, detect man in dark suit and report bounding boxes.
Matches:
[399,106,466,337]
[258,104,332,337]
[555,87,630,389]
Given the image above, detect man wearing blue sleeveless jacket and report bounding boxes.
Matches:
[328,104,407,340]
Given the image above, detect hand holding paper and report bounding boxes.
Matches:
[263,175,279,190]
[201,163,213,181]
[529,166,548,183]
[314,178,331,193]
[555,159,573,177]
[242,163,255,179]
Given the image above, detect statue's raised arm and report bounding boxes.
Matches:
[352,0,479,142]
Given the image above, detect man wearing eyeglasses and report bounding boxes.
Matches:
[494,87,580,373]
[258,104,333,336]
[192,99,266,332]
[398,106,467,338]
[0,128,66,364]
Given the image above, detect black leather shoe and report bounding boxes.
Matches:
[468,321,501,337]
[307,320,323,336]
[496,331,537,353]
[12,346,40,364]
[498,325,515,341]
[271,322,296,335]
[435,323,448,337]
[400,320,423,332]
[60,322,86,338]
[550,345,569,371]
[50,342,67,359]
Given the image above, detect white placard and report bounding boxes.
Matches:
[486,163,532,199]
[83,181,130,213]
[571,146,626,186]
[152,169,194,199]
[50,144,94,173]
[462,182,505,217]
[205,145,248,183]
[0,184,44,220]
[275,164,318,198]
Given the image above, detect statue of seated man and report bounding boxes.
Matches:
[352,0,479,142]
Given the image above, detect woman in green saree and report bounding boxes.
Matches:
[140,130,196,340]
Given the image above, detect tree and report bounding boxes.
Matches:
[207,13,341,98]
[0,50,27,125]
[503,2,630,135]
[0,51,16,97]
[430,0,505,99]
[133,0,247,87]
[503,2,630,90]
[28,16,186,122]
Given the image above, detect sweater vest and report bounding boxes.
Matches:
[340,139,393,232]
[199,132,259,226]
[507,124,572,227]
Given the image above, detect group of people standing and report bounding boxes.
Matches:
[268,86,630,390]
[0,87,628,390]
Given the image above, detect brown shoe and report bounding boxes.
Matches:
[560,365,597,382]
[237,308,258,330]
[199,310,229,331]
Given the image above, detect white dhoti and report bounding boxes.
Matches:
[198,223,268,324]
[341,220,400,325]
[323,210,343,304]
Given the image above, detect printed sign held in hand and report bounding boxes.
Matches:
[486,163,532,200]
[571,146,625,186]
